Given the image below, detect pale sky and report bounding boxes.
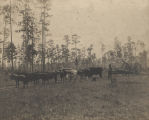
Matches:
[50,0,149,57]
[0,0,149,58]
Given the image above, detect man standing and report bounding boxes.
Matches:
[108,64,112,82]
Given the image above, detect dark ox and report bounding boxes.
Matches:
[78,67,103,79]
[10,73,28,88]
[32,72,56,85]
[9,72,58,88]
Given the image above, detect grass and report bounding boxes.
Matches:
[0,72,149,120]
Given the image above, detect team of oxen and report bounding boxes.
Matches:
[9,65,139,88]
[9,67,103,88]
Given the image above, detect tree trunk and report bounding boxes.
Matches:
[10,0,14,72]
[48,58,50,71]
[41,6,46,72]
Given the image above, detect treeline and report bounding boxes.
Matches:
[102,36,148,71]
[0,0,97,72]
[0,0,148,73]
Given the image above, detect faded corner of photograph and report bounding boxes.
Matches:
[0,0,149,120]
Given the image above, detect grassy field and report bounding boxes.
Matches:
[0,71,149,120]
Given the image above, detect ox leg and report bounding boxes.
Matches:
[18,80,20,88]
[44,81,46,87]
[34,80,36,85]
[62,77,64,83]
[55,77,57,84]
[47,80,50,87]
[42,80,44,86]
[42,80,44,85]
[37,79,39,84]
[16,80,20,88]
[16,80,18,88]
[100,73,102,78]
[70,75,73,82]
[73,76,77,83]
[26,82,29,88]
[60,77,62,83]
[69,75,71,82]
[63,76,65,83]
[55,75,58,84]
[60,76,62,83]
[23,81,25,88]
[23,81,27,88]
[42,80,46,87]
[47,79,50,84]
[36,79,38,84]
[35,79,38,85]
